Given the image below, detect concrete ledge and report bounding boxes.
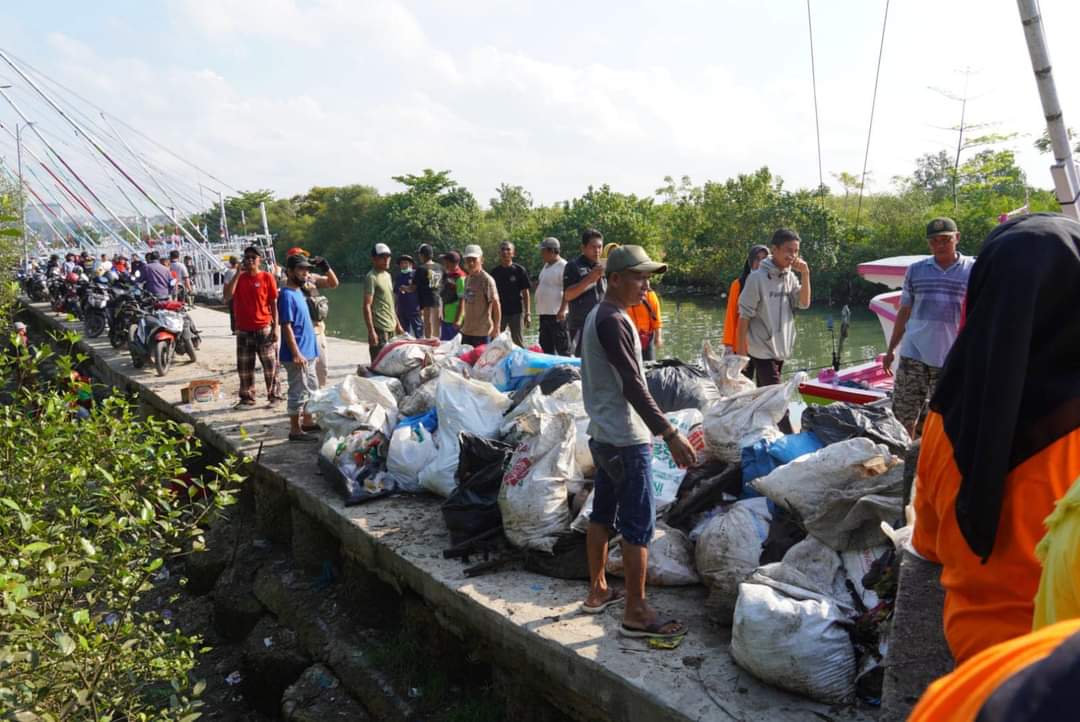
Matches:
[21,300,881,722]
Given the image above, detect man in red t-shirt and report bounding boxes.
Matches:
[223,246,282,405]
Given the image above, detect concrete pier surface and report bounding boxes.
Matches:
[21,299,882,722]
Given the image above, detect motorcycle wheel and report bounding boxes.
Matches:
[153,339,173,377]
[109,324,127,349]
[85,312,106,338]
[129,325,145,368]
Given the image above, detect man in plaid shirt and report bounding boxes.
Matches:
[223,246,283,406]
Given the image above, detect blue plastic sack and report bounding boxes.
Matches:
[767,431,824,464]
[493,348,581,392]
[396,409,438,432]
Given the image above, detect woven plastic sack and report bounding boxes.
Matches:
[703,372,805,463]
[606,522,700,586]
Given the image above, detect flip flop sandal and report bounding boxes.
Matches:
[237,398,257,407]
[582,589,625,615]
[301,423,322,432]
[619,619,687,640]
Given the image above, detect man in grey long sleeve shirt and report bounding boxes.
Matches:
[580,245,696,640]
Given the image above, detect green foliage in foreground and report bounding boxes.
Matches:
[0,341,242,720]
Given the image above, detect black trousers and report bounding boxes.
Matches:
[751,356,793,434]
[539,315,570,356]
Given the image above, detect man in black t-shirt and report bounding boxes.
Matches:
[490,241,532,346]
[414,243,442,338]
[562,228,606,355]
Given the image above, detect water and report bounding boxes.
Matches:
[321,282,886,376]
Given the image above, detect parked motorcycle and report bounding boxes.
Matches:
[82,278,111,338]
[128,299,201,376]
[107,282,145,350]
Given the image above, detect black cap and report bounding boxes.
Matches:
[440,251,461,264]
[286,253,312,270]
[398,254,414,264]
[926,217,958,237]
[417,243,433,258]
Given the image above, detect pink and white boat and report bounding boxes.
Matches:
[798,255,928,406]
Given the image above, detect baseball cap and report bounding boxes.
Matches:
[417,243,433,257]
[286,253,312,269]
[286,246,309,257]
[926,217,958,237]
[13,321,27,332]
[462,244,483,259]
[540,237,560,251]
[372,243,392,257]
[398,254,415,264]
[440,251,461,264]
[605,245,667,275]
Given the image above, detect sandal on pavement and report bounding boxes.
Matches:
[619,619,687,640]
[301,423,322,433]
[237,398,257,407]
[582,589,625,615]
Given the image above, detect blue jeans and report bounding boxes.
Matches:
[440,321,459,341]
[401,313,423,338]
[588,440,655,546]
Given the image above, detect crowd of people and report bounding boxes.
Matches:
[32,211,1077,719]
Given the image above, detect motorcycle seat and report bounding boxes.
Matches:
[154,300,185,311]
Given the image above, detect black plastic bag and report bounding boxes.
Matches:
[508,364,581,409]
[318,454,394,507]
[800,401,911,455]
[523,531,591,580]
[645,359,713,412]
[441,433,514,545]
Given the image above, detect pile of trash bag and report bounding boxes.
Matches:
[307,332,913,709]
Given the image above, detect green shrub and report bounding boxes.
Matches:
[0,340,242,720]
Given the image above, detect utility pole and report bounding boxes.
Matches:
[1018,0,1080,220]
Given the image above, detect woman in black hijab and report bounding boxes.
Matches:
[911,212,1080,664]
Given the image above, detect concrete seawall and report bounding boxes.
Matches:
[21,299,885,722]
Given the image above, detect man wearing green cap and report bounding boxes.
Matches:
[883,217,974,435]
[579,245,696,640]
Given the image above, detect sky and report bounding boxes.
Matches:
[2,0,1080,211]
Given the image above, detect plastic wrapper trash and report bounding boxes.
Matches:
[695,497,772,624]
[800,401,911,455]
[418,371,512,498]
[644,360,720,412]
[307,374,400,434]
[651,409,706,513]
[701,340,755,397]
[703,372,805,463]
[318,429,394,506]
[498,412,577,553]
[731,582,857,704]
[386,412,439,493]
[750,437,903,551]
[441,434,514,546]
[508,365,582,408]
[606,522,700,586]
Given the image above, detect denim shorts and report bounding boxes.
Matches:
[588,440,655,546]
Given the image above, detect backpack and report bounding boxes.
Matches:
[303,283,330,322]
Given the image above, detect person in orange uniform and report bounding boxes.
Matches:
[627,281,663,361]
[912,213,1080,666]
[908,618,1080,722]
[722,244,769,367]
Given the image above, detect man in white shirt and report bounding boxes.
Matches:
[535,237,570,355]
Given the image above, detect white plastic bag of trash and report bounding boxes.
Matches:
[498,412,577,553]
[694,497,772,624]
[651,409,706,512]
[731,581,857,704]
[606,522,700,586]
[470,331,515,383]
[399,379,437,418]
[702,372,805,463]
[370,339,437,377]
[418,371,511,497]
[750,437,903,551]
[385,418,438,493]
[701,340,755,397]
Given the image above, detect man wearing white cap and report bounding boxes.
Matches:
[363,243,403,359]
[535,237,569,355]
[459,244,500,347]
